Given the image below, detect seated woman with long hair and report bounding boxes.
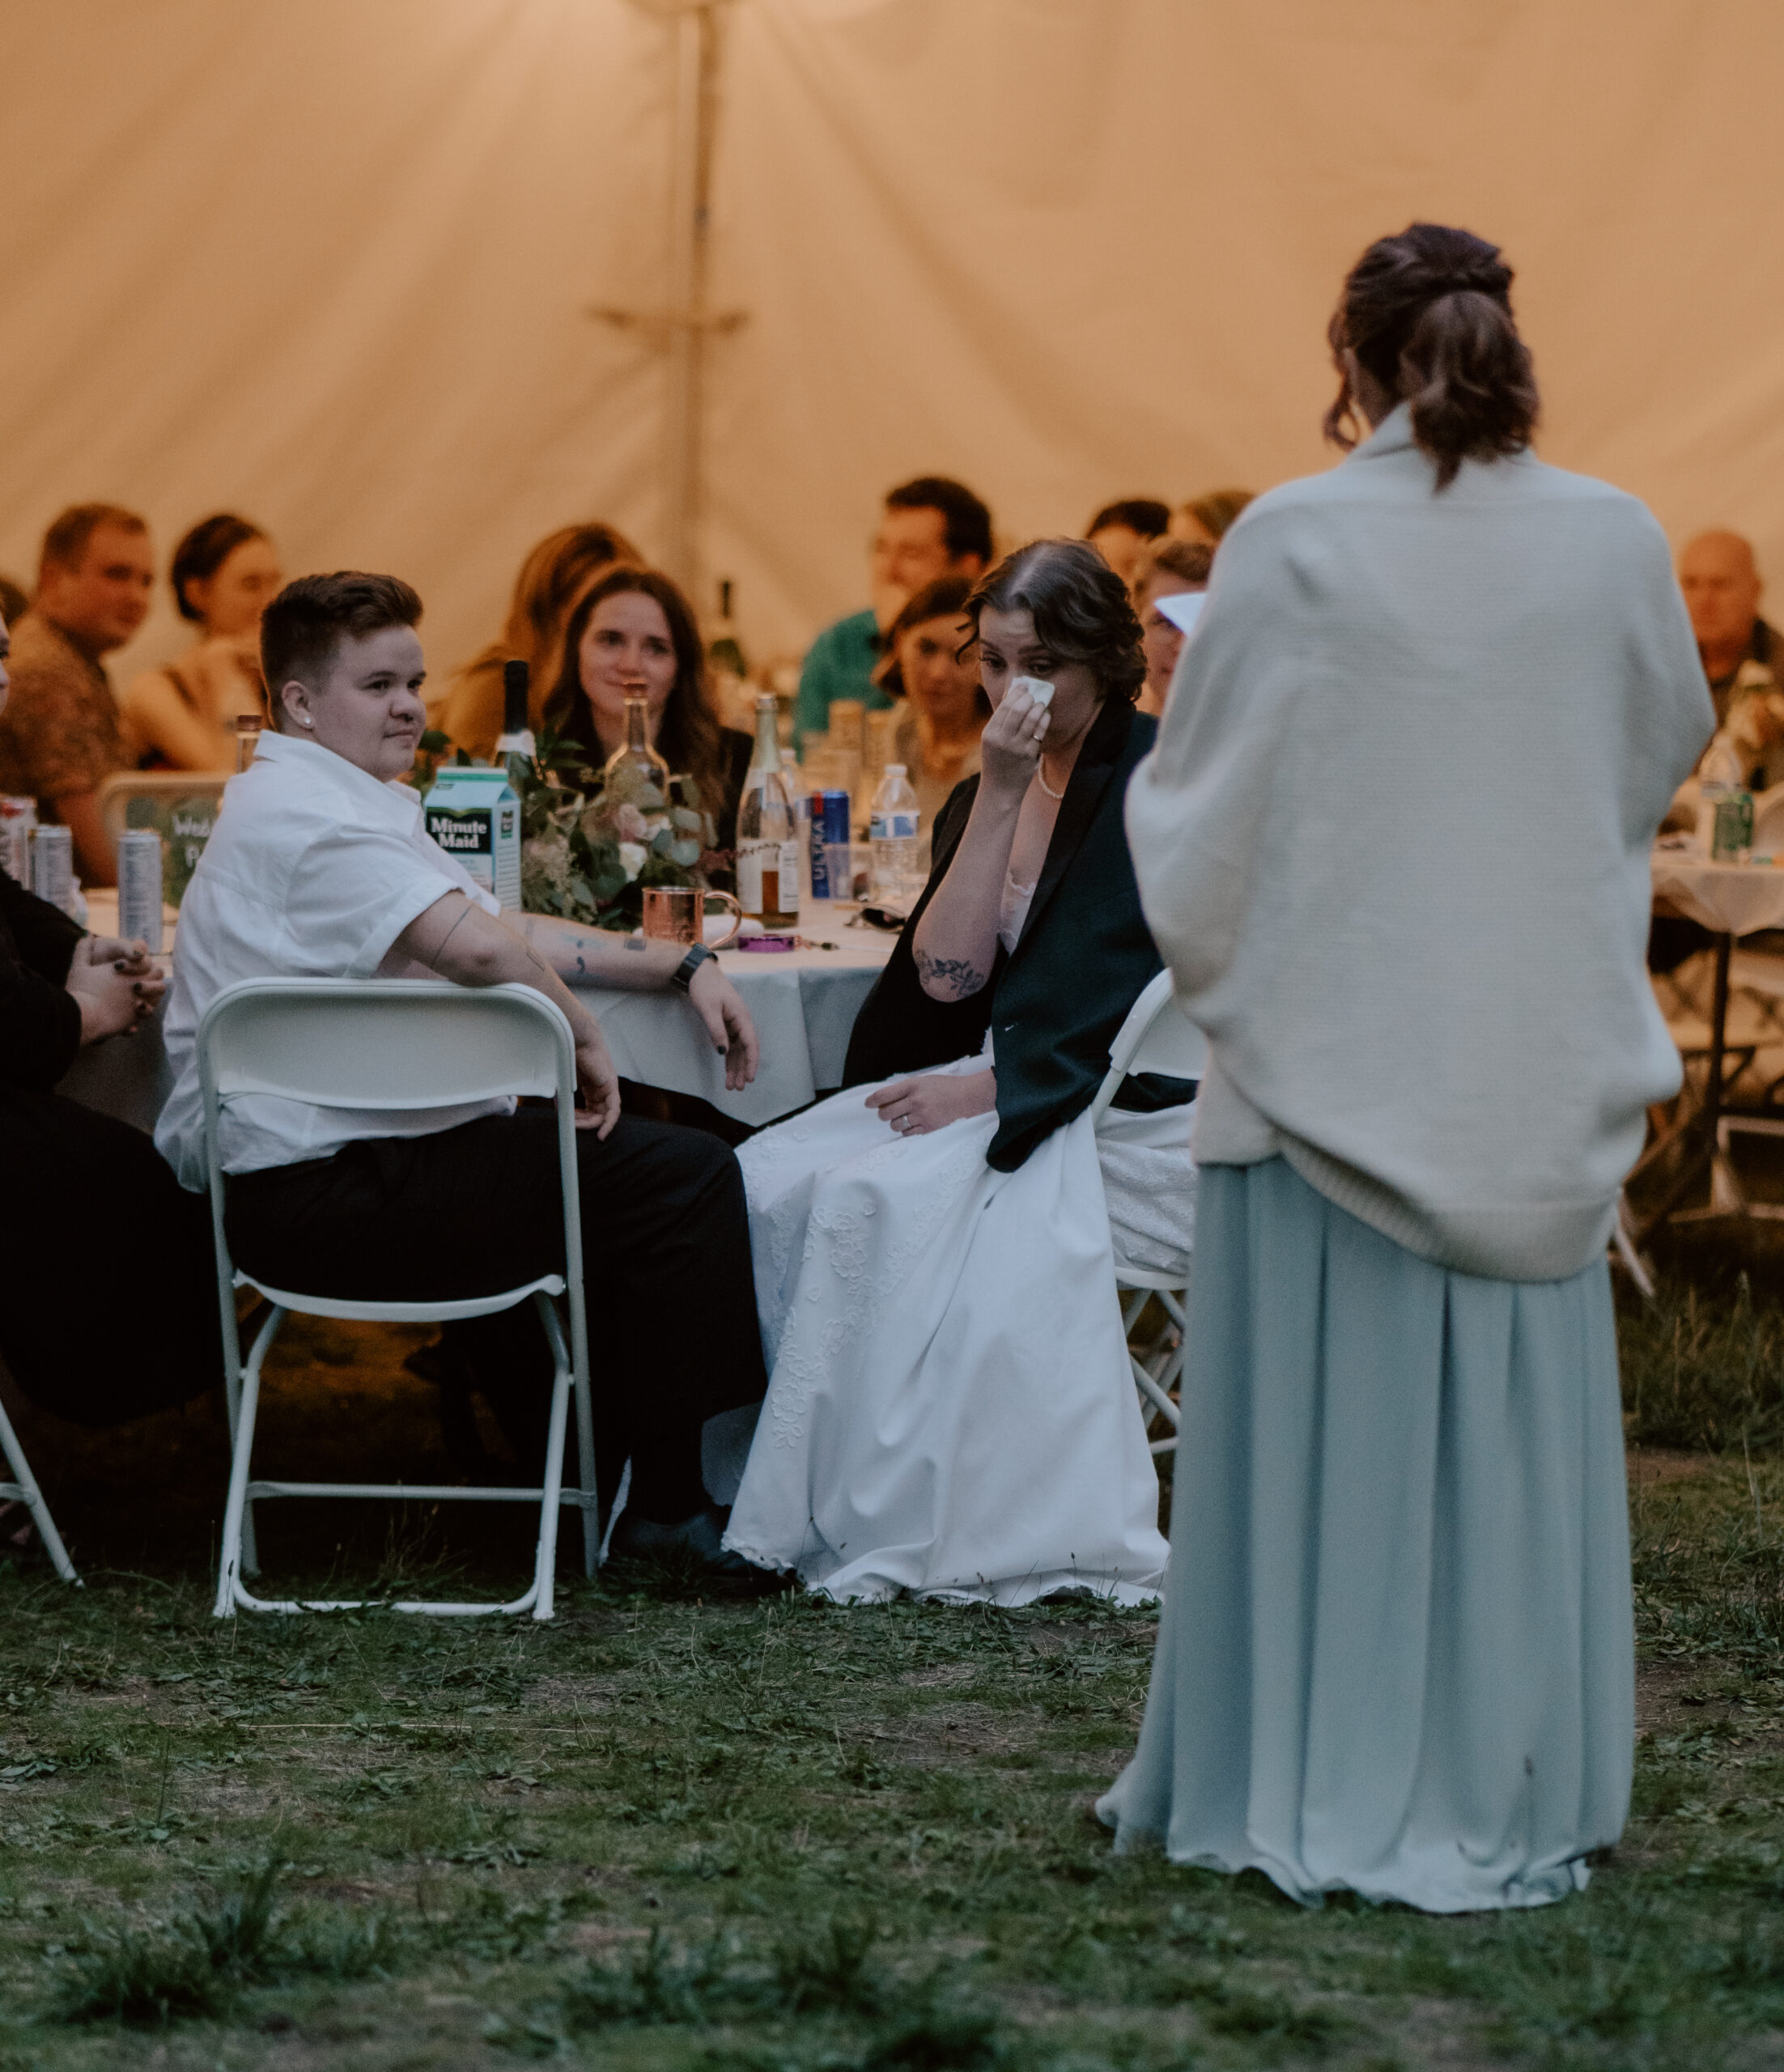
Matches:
[721,541,1195,1604]
[873,575,989,863]
[121,515,282,770]
[545,566,754,856]
[436,521,640,761]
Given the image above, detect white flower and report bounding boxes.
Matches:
[618,841,648,881]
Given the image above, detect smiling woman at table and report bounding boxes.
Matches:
[544,566,754,860]
[720,540,1195,1605]
[0,605,223,1441]
[152,571,783,1593]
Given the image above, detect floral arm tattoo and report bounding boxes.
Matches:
[914,948,988,1000]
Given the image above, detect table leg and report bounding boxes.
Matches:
[1706,932,1732,1137]
[1633,930,1734,1240]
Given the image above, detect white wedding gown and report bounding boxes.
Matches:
[720,1043,1193,1604]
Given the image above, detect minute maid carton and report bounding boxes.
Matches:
[424,767,521,911]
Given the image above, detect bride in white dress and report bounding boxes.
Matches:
[721,541,1196,1604]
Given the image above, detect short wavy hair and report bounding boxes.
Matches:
[963,538,1145,705]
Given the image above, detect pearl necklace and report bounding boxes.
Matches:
[1035,761,1067,800]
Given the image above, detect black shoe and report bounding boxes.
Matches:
[607,1504,793,1598]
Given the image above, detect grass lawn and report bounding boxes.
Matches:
[4,1273,1784,2070]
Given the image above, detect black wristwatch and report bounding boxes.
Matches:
[670,942,716,992]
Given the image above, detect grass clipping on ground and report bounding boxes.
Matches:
[4,1448,1784,2072]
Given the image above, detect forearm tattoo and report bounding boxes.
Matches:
[915,948,987,1000]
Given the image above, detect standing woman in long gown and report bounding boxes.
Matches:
[1099,223,1712,1912]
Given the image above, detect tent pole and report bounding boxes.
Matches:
[662,2,717,602]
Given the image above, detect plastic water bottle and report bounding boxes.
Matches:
[1699,735,1751,860]
[869,764,922,910]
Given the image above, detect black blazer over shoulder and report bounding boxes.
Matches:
[843,696,1166,1171]
[0,868,83,1092]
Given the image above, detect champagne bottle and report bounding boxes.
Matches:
[737,691,801,928]
[494,659,536,791]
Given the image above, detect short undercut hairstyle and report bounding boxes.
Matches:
[261,572,423,723]
[885,476,994,567]
[965,538,1146,707]
[40,503,148,576]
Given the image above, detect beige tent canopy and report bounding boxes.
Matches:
[4,0,1782,686]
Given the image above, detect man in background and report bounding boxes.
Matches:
[0,503,154,887]
[1085,498,1170,587]
[794,477,992,750]
[1679,529,1784,784]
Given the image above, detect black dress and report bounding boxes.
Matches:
[844,696,1190,1170]
[0,871,219,1424]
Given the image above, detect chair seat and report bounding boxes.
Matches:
[233,1270,567,1324]
[1111,1250,1191,1291]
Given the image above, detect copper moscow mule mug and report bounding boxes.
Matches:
[641,885,743,949]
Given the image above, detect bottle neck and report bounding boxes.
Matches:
[751,701,781,772]
[624,696,652,750]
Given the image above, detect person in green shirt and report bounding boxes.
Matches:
[794,477,993,750]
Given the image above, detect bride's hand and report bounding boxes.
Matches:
[867,1070,996,1137]
[977,682,1050,802]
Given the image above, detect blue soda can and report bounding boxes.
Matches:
[818,790,852,847]
[809,790,851,899]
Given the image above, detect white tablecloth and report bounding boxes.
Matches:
[573,936,894,1127]
[1651,850,1784,937]
[59,894,895,1135]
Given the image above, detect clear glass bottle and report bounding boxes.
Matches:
[603,693,671,805]
[737,692,801,928]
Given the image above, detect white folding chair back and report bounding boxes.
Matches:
[1090,970,1204,1455]
[198,978,595,1620]
[0,1386,79,1585]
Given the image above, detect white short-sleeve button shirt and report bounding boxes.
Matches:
[155,729,512,1190]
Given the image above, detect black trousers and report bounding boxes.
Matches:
[0,1090,222,1426]
[225,1110,767,1522]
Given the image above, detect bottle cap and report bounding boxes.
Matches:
[886,763,906,776]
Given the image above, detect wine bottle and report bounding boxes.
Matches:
[737,691,801,928]
[494,658,536,791]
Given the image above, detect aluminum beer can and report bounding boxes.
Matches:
[817,790,852,847]
[117,828,166,953]
[0,796,35,885]
[29,823,74,915]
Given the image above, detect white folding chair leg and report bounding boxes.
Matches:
[0,1395,80,1585]
[537,1290,599,1577]
[215,1305,284,1617]
[1612,1192,1655,1301]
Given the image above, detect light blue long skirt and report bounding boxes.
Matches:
[1098,1157,1633,1913]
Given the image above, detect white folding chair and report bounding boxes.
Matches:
[1089,970,1208,1457]
[0,1385,79,1585]
[198,978,597,1620]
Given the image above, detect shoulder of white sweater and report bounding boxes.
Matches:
[1229,444,1652,529]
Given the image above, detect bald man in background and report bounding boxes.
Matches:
[1679,529,1784,785]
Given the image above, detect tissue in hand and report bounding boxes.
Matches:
[1011,675,1055,708]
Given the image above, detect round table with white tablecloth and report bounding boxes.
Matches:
[1641,847,1784,1229]
[56,893,895,1137]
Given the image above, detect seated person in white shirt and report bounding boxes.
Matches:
[155,572,782,1592]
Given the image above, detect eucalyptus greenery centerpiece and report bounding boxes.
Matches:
[516,724,718,931]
